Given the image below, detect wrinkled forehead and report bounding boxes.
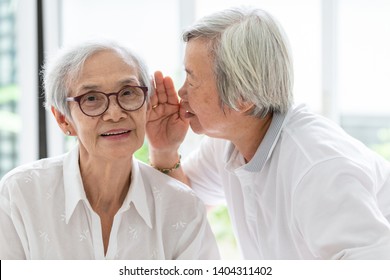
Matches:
[66,49,138,88]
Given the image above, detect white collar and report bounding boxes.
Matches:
[224,111,287,173]
[63,145,152,228]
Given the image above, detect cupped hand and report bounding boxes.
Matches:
[146,71,189,155]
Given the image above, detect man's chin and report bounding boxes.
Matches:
[189,121,204,135]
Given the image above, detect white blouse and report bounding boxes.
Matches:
[0,145,220,260]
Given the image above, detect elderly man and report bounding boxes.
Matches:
[147,7,390,259]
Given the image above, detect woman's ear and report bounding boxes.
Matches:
[51,106,74,136]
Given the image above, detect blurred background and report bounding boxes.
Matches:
[1,0,389,259]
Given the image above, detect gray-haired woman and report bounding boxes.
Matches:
[0,40,219,260]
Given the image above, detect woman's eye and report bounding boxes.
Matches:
[81,93,102,104]
[86,95,97,101]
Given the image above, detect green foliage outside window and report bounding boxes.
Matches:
[372,129,390,161]
[0,85,20,133]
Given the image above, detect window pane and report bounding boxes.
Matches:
[0,0,20,178]
[61,0,181,79]
[196,0,322,112]
[339,0,390,158]
[339,0,390,115]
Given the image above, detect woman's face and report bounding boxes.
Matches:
[64,50,147,162]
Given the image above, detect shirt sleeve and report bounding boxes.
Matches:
[182,137,226,206]
[0,184,26,259]
[173,199,220,260]
[292,157,390,259]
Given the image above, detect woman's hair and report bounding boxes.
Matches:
[182,7,293,117]
[43,40,151,118]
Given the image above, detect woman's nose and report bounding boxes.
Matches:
[102,96,127,121]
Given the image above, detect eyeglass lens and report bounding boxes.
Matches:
[80,87,145,116]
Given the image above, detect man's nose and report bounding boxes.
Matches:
[178,84,186,100]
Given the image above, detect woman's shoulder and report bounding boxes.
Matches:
[0,154,65,196]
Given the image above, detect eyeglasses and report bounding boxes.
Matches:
[65,86,148,117]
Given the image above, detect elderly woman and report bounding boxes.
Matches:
[0,41,220,259]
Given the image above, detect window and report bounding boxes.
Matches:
[0,0,19,178]
[338,0,390,158]
[2,0,389,259]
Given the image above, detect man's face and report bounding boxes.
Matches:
[179,38,242,139]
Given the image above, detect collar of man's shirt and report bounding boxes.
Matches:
[224,111,287,173]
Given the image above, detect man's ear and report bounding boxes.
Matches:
[51,106,74,136]
[236,99,255,115]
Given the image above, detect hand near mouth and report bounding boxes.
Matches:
[146,71,189,154]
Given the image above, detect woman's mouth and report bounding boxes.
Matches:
[100,130,131,137]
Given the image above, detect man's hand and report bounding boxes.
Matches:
[146,71,189,166]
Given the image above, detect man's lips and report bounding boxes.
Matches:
[180,100,196,118]
[182,104,195,118]
[185,111,195,118]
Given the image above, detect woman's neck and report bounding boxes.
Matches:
[78,154,133,255]
[79,155,132,213]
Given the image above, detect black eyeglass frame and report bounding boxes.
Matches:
[65,86,148,117]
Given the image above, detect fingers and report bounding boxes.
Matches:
[163,76,179,105]
[149,90,158,108]
[179,100,188,121]
[154,71,179,106]
[154,71,168,104]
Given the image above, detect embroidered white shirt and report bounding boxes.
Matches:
[0,145,220,260]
